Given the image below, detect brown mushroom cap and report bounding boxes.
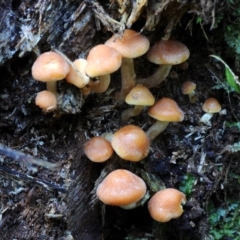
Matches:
[125,84,155,106]
[148,188,186,222]
[148,98,184,122]
[83,136,114,162]
[111,125,150,162]
[105,29,150,58]
[181,81,196,95]
[85,44,122,77]
[202,98,221,113]
[35,90,57,111]
[147,39,190,65]
[97,169,147,206]
[32,52,70,82]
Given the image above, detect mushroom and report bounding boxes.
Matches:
[65,58,89,88]
[146,98,184,142]
[85,44,122,93]
[32,51,70,96]
[148,188,186,222]
[83,136,114,163]
[105,29,150,101]
[181,80,197,103]
[111,125,150,162]
[200,97,221,126]
[138,39,190,88]
[97,169,147,209]
[35,90,57,112]
[121,84,155,121]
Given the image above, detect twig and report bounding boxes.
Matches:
[0,144,61,170]
[0,164,67,193]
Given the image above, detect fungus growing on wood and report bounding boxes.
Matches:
[105,29,150,100]
[35,90,57,112]
[85,44,122,93]
[121,84,155,121]
[147,98,184,142]
[111,125,150,162]
[97,169,147,209]
[65,58,89,88]
[32,51,70,96]
[148,188,186,222]
[200,97,221,126]
[181,80,197,103]
[138,39,190,88]
[83,136,114,162]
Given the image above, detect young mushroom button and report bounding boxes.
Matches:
[105,29,150,101]
[97,169,147,209]
[146,98,184,142]
[148,188,186,222]
[138,39,190,88]
[35,90,57,113]
[85,44,122,93]
[121,84,155,122]
[111,125,150,162]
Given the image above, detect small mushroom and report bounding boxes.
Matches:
[146,98,184,142]
[200,97,221,126]
[181,80,197,103]
[121,84,155,121]
[85,44,122,93]
[138,39,190,88]
[83,136,114,163]
[148,188,186,222]
[111,125,150,162]
[105,29,150,101]
[65,58,89,88]
[32,51,70,96]
[97,169,147,209]
[35,90,57,112]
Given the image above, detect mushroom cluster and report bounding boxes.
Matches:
[31,28,224,227]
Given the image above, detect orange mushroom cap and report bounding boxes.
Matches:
[111,125,150,162]
[202,98,221,113]
[148,188,186,222]
[125,84,155,106]
[148,98,184,122]
[65,58,89,88]
[97,169,147,207]
[181,81,196,95]
[83,136,114,162]
[32,52,70,82]
[105,29,150,59]
[35,90,57,112]
[85,44,122,77]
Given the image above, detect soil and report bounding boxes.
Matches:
[0,1,239,240]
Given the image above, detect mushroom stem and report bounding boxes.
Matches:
[46,81,58,96]
[199,113,213,126]
[146,121,169,142]
[137,65,172,88]
[121,105,143,122]
[90,74,111,93]
[188,90,197,103]
[116,58,136,101]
